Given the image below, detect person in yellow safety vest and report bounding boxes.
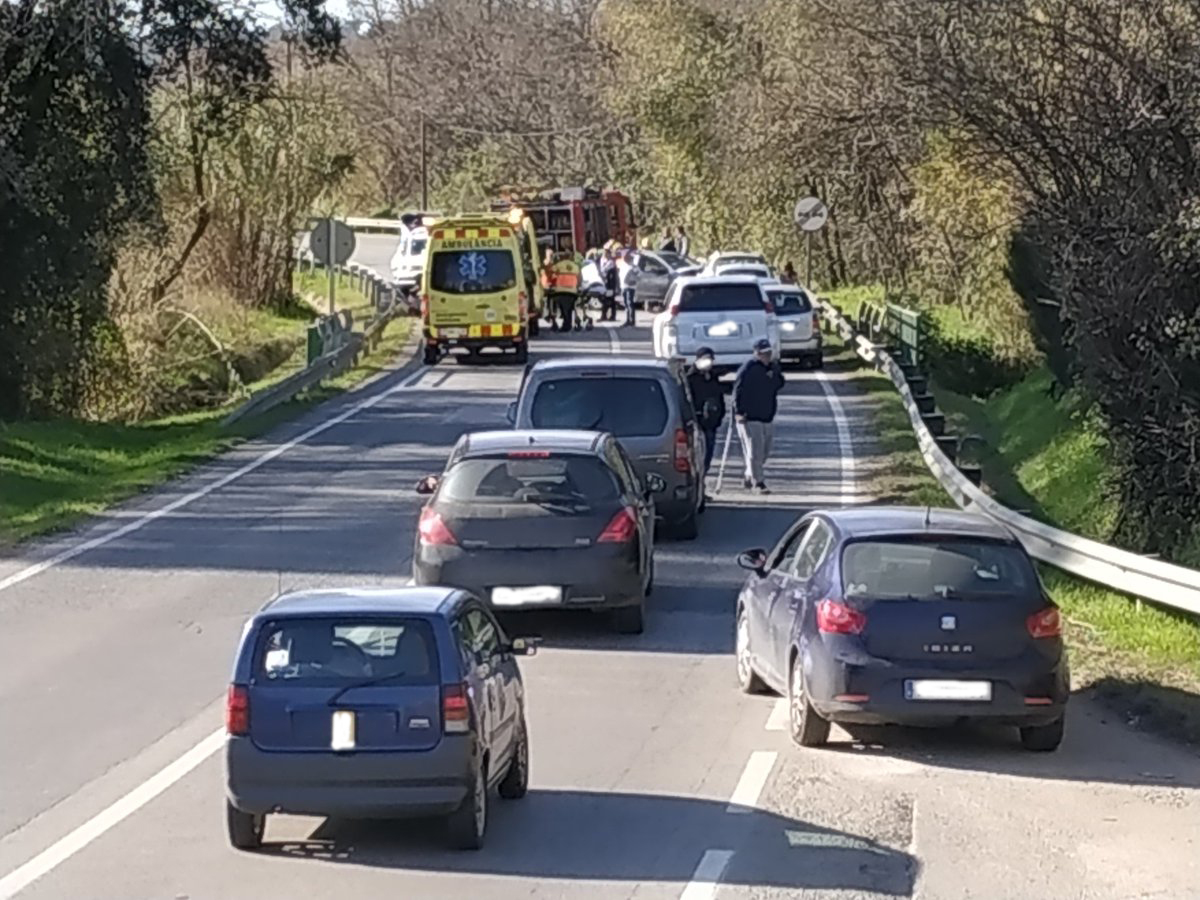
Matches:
[547,252,581,332]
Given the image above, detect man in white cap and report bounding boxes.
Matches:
[733,338,785,494]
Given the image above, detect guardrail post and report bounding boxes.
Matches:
[935,434,958,461]
[915,392,937,414]
[922,412,947,436]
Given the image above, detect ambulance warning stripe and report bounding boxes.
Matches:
[431,227,513,240]
[430,324,519,338]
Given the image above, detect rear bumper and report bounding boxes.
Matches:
[414,545,643,609]
[779,336,822,358]
[425,329,526,351]
[805,645,1070,727]
[225,735,475,818]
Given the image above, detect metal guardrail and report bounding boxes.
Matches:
[818,298,1200,615]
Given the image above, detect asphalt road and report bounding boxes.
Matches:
[0,317,1197,900]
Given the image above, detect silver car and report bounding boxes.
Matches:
[764,283,823,368]
[507,357,705,539]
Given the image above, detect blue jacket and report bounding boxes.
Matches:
[733,358,785,422]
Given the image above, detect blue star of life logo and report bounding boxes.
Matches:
[459,252,488,280]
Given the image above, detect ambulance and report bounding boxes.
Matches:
[419,210,544,365]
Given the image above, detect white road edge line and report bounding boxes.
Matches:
[606,321,622,355]
[764,698,788,731]
[0,366,428,595]
[813,371,857,505]
[0,728,225,899]
[679,849,734,900]
[726,750,777,814]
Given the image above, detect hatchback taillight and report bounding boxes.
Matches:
[816,599,867,635]
[1026,607,1062,639]
[442,683,469,734]
[419,507,457,546]
[598,507,638,543]
[226,684,249,736]
[668,303,681,317]
[673,428,691,473]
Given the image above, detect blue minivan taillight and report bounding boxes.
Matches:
[226,684,249,735]
[442,683,469,734]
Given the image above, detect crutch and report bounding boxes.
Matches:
[713,420,737,494]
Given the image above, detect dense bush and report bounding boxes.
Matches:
[925,330,1034,399]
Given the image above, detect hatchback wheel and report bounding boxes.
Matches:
[613,601,644,635]
[735,609,767,695]
[1020,716,1064,752]
[788,657,830,748]
[499,719,530,800]
[422,344,439,366]
[226,801,265,851]
[447,758,487,850]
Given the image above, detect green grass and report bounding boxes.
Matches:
[0,277,413,546]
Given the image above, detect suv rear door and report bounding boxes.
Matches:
[673,282,773,356]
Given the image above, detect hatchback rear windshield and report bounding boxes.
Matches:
[256,618,438,685]
[429,250,516,294]
[530,376,669,436]
[408,237,427,255]
[440,455,621,504]
[768,290,813,315]
[677,284,765,312]
[841,539,1037,599]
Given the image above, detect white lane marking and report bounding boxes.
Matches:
[813,371,858,505]
[606,322,622,355]
[679,849,734,900]
[0,728,224,899]
[726,750,777,814]
[0,365,428,595]
[765,698,788,731]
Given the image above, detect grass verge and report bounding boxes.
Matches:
[0,277,414,546]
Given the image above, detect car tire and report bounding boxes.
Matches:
[788,656,830,748]
[422,343,439,366]
[735,609,768,695]
[514,344,529,364]
[226,801,265,851]
[529,317,541,338]
[613,601,645,635]
[1020,716,1064,752]
[810,354,824,370]
[498,720,530,800]
[669,509,699,541]
[447,757,488,850]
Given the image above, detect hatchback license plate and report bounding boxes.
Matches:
[905,680,992,702]
[492,585,562,606]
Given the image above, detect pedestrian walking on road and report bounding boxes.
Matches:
[733,338,785,494]
[600,249,619,322]
[618,250,638,327]
[675,225,690,259]
[687,347,726,479]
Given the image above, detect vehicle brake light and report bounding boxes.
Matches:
[668,303,681,318]
[1026,607,1062,639]
[673,428,691,473]
[226,684,249,735]
[816,599,867,635]
[508,450,550,458]
[598,507,637,543]
[442,683,469,733]
[418,507,457,546]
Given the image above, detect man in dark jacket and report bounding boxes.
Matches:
[733,338,785,494]
[686,347,725,476]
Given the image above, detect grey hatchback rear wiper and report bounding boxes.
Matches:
[327,670,407,706]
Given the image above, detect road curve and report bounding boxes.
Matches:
[0,318,1196,900]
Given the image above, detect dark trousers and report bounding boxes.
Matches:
[703,427,719,474]
[601,292,617,321]
[553,293,574,331]
[623,288,636,326]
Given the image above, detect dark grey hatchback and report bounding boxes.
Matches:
[225,587,538,851]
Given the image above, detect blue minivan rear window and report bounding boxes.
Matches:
[255,618,438,685]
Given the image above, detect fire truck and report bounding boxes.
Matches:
[492,186,634,255]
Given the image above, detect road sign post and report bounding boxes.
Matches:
[308,217,357,315]
[792,196,829,287]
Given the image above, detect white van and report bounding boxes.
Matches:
[389,221,430,291]
[652,275,780,375]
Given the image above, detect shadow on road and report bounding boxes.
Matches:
[266,788,918,896]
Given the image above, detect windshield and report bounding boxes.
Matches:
[656,252,687,269]
[256,619,438,685]
[408,237,427,255]
[769,290,812,315]
[677,283,765,312]
[721,267,770,279]
[714,256,765,270]
[429,250,516,294]
[530,376,669,437]
[439,455,621,505]
[841,539,1038,599]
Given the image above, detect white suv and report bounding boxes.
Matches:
[652,275,780,374]
[701,251,770,276]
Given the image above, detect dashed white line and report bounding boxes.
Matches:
[605,322,623,355]
[813,371,858,505]
[765,698,788,731]
[0,365,427,595]
[726,750,777,814]
[679,849,734,900]
[0,728,225,899]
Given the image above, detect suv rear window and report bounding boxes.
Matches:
[841,540,1038,599]
[440,455,621,504]
[530,376,669,436]
[256,618,438,685]
[430,250,516,294]
[677,283,765,312]
[768,290,812,315]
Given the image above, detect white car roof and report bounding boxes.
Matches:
[671,274,767,289]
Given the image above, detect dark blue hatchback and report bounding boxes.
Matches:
[734,508,1069,752]
[224,587,538,851]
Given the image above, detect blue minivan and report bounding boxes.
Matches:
[224,587,538,850]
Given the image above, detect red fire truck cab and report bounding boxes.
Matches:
[493,186,634,255]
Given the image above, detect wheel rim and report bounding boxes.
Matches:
[790,662,806,734]
[473,766,486,835]
[736,614,752,685]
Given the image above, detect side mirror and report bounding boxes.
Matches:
[644,473,667,496]
[508,636,540,657]
[505,401,517,425]
[415,475,439,495]
[737,548,768,576]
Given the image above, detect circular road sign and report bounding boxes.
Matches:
[309,218,357,267]
[793,197,829,232]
